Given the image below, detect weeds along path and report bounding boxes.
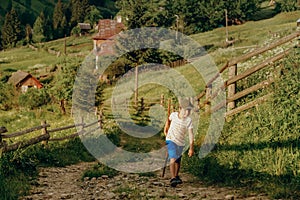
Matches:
[20,161,270,200]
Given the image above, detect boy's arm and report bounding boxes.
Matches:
[163,118,170,136]
[188,128,194,157]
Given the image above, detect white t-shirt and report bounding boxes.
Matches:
[166,112,193,146]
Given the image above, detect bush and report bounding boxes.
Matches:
[18,88,51,109]
[275,0,298,12]
[0,83,17,111]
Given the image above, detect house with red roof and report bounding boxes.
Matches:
[8,70,43,92]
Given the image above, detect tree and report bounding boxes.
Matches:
[116,0,173,29]
[224,0,261,24]
[25,24,33,44]
[85,5,102,27]
[70,0,90,27]
[51,59,81,114]
[53,0,64,30]
[53,0,68,38]
[275,0,298,12]
[32,12,46,43]
[1,9,24,48]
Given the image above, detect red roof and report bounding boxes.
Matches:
[93,19,125,40]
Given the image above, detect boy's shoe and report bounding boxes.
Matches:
[175,176,183,184]
[170,178,177,187]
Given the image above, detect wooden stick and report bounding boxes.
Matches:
[162,98,171,177]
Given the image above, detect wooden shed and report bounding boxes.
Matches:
[78,23,91,35]
[8,70,43,92]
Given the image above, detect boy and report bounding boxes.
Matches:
[164,98,194,187]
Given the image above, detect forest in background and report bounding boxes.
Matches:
[0,0,299,49]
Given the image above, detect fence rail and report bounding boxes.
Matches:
[197,30,300,117]
[0,117,101,153]
[1,31,298,154]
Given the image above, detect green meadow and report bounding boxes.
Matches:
[0,9,299,199]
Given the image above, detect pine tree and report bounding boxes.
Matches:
[70,0,91,27]
[32,12,46,43]
[44,16,54,41]
[25,24,33,43]
[85,5,102,27]
[1,8,24,48]
[53,0,69,38]
[225,0,261,23]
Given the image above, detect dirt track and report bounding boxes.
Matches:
[20,162,270,200]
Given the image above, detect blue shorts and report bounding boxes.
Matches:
[166,140,184,163]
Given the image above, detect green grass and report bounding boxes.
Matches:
[191,11,300,67]
[82,162,119,179]
[0,10,300,200]
[183,49,300,199]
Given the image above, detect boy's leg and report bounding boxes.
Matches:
[166,140,180,187]
[169,158,176,179]
[174,157,181,177]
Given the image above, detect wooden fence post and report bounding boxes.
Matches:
[0,127,7,150]
[205,85,212,113]
[140,97,144,112]
[227,64,237,110]
[80,116,85,133]
[41,121,49,147]
[98,112,102,129]
[160,94,165,107]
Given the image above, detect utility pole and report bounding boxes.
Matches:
[225,9,228,43]
[175,15,179,40]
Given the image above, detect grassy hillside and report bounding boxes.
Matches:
[0,10,299,199]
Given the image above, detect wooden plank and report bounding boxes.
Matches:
[2,133,50,153]
[211,100,226,113]
[1,124,50,138]
[228,31,300,67]
[227,64,237,110]
[227,79,274,102]
[204,31,299,90]
[226,93,272,117]
[84,120,100,128]
[196,90,206,100]
[49,130,85,141]
[226,49,290,86]
[48,123,85,133]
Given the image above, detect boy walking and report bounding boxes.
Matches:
[164,98,194,187]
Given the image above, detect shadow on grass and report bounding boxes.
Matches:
[183,149,300,199]
[216,138,300,151]
[250,6,279,21]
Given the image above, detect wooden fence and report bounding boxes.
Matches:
[196,30,300,117]
[0,117,102,153]
[1,31,298,154]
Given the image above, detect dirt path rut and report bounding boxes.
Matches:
[20,162,270,200]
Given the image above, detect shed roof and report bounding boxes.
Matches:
[78,23,91,30]
[8,70,30,86]
[93,19,125,40]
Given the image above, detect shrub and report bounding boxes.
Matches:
[0,83,17,111]
[18,88,50,109]
[275,0,298,12]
